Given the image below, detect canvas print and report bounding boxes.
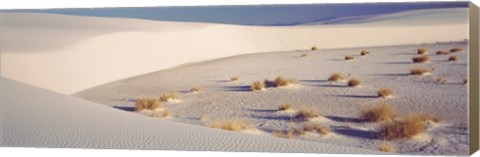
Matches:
[0,1,477,156]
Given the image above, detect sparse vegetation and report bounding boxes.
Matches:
[251,81,265,91]
[208,118,254,131]
[410,67,430,75]
[135,98,162,111]
[230,76,239,82]
[412,55,429,63]
[377,88,393,98]
[436,50,450,55]
[450,47,463,52]
[274,77,298,87]
[347,78,361,87]
[464,77,468,85]
[278,103,293,111]
[345,55,355,61]
[294,106,321,121]
[417,48,428,54]
[311,46,318,51]
[378,142,395,153]
[160,92,181,102]
[436,77,447,84]
[448,55,459,62]
[300,53,308,57]
[361,50,369,56]
[273,130,294,139]
[303,122,331,135]
[362,104,396,122]
[328,72,344,82]
[190,86,202,93]
[379,114,428,140]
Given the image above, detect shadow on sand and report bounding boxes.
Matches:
[113,106,136,112]
[332,126,378,140]
[224,85,252,92]
[326,116,365,123]
[331,94,378,99]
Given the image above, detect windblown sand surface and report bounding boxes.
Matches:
[0,7,470,155]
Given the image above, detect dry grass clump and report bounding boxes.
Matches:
[450,47,463,52]
[410,67,430,75]
[412,55,429,63]
[417,48,428,54]
[273,130,294,139]
[345,55,355,61]
[362,104,396,122]
[448,55,459,62]
[436,50,450,55]
[160,92,181,101]
[230,76,239,82]
[361,50,370,56]
[135,98,162,111]
[208,118,254,131]
[251,81,265,91]
[151,109,172,118]
[311,46,318,51]
[300,53,308,57]
[347,78,361,87]
[464,77,468,85]
[379,114,428,140]
[436,77,447,84]
[377,88,393,98]
[274,77,298,87]
[328,72,344,82]
[190,86,202,93]
[378,142,395,153]
[294,106,321,121]
[303,123,331,135]
[278,103,293,111]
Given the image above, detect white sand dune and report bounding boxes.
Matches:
[1,8,468,94]
[0,78,381,153]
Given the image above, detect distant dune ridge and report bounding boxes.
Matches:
[1,8,468,94]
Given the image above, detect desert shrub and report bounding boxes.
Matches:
[436,50,450,55]
[294,106,321,121]
[190,86,202,93]
[303,123,331,135]
[417,48,428,54]
[410,67,430,75]
[273,130,294,139]
[135,98,162,111]
[362,104,396,122]
[275,77,298,87]
[160,92,181,101]
[464,77,468,85]
[448,55,459,62]
[251,81,265,91]
[361,50,369,56]
[378,142,395,153]
[208,118,254,131]
[436,77,447,84]
[377,88,393,98]
[278,103,293,111]
[345,55,355,61]
[300,53,308,57]
[379,114,428,140]
[328,72,344,81]
[347,78,361,87]
[412,55,429,63]
[311,46,318,51]
[450,47,463,52]
[230,76,239,82]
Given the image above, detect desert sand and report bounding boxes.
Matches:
[0,8,469,155]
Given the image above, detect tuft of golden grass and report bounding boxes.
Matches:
[251,81,265,91]
[300,53,308,57]
[275,77,298,87]
[378,142,395,153]
[160,92,181,102]
[208,118,254,131]
[436,50,450,55]
[362,104,396,122]
[450,47,463,52]
[294,106,320,120]
[345,55,355,61]
[162,110,172,118]
[410,67,430,75]
[464,77,468,85]
[379,114,428,140]
[377,88,393,98]
[412,55,429,63]
[328,72,344,82]
[361,50,370,56]
[273,130,294,139]
[436,77,447,84]
[311,46,318,51]
[303,122,331,135]
[278,103,293,111]
[135,98,163,111]
[230,76,239,82]
[448,55,459,62]
[347,78,361,87]
[190,86,202,93]
[417,48,428,54]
